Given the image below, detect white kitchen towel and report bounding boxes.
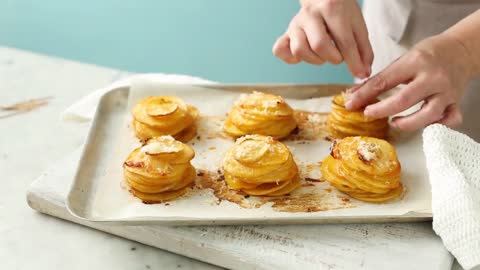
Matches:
[62,73,213,121]
[423,124,480,270]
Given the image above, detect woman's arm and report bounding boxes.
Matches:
[443,9,480,76]
[347,9,480,131]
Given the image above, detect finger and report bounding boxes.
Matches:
[346,56,414,110]
[436,104,463,128]
[346,80,368,94]
[324,17,366,78]
[352,18,373,77]
[289,27,325,65]
[364,77,436,119]
[346,84,362,94]
[273,34,300,64]
[303,17,343,65]
[390,94,448,131]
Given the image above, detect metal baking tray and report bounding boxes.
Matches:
[66,84,432,225]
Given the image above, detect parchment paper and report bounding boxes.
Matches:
[89,79,432,221]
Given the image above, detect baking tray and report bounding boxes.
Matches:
[66,84,432,225]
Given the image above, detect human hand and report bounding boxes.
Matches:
[272,0,373,79]
[346,34,474,131]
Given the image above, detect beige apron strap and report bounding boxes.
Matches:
[367,0,412,43]
[362,0,410,75]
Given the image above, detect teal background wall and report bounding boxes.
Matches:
[0,0,356,83]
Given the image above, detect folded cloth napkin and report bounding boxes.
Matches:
[62,73,213,121]
[424,124,480,270]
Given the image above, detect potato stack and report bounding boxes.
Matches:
[224,91,297,139]
[327,93,389,139]
[123,136,196,203]
[132,96,198,142]
[321,136,403,202]
[223,135,300,196]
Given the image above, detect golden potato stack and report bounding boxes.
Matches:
[327,93,389,139]
[223,135,300,196]
[132,96,198,142]
[321,136,403,202]
[123,136,196,203]
[224,91,297,139]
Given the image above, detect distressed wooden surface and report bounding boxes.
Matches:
[27,150,453,270]
[1,47,217,270]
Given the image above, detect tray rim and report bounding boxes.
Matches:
[66,83,433,226]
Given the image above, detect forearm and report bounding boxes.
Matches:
[443,9,480,77]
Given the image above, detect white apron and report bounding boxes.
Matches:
[362,0,480,141]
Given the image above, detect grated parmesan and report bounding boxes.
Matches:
[357,141,379,161]
[234,93,249,106]
[155,162,172,174]
[262,99,281,108]
[307,114,323,123]
[141,136,181,154]
[235,134,258,144]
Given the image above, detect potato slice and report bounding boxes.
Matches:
[223,134,300,196]
[146,99,178,116]
[132,96,198,142]
[327,92,389,139]
[233,139,269,164]
[224,91,296,139]
[141,136,184,154]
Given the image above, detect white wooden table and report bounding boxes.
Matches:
[0,47,463,270]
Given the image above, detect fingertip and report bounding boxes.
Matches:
[344,92,362,111]
[353,67,369,79]
[390,117,402,130]
[390,121,399,130]
[329,45,343,65]
[273,34,285,46]
[354,71,368,80]
[363,106,374,118]
[345,51,369,78]
[284,57,301,65]
[346,84,362,94]
[344,99,353,110]
[365,64,372,78]
[363,52,374,76]
[272,40,280,56]
[272,35,288,56]
[272,34,301,64]
[436,104,463,128]
[330,55,343,65]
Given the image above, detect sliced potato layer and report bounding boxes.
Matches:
[132,96,198,142]
[327,92,389,139]
[123,136,196,203]
[224,91,297,139]
[223,135,300,196]
[321,136,403,203]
